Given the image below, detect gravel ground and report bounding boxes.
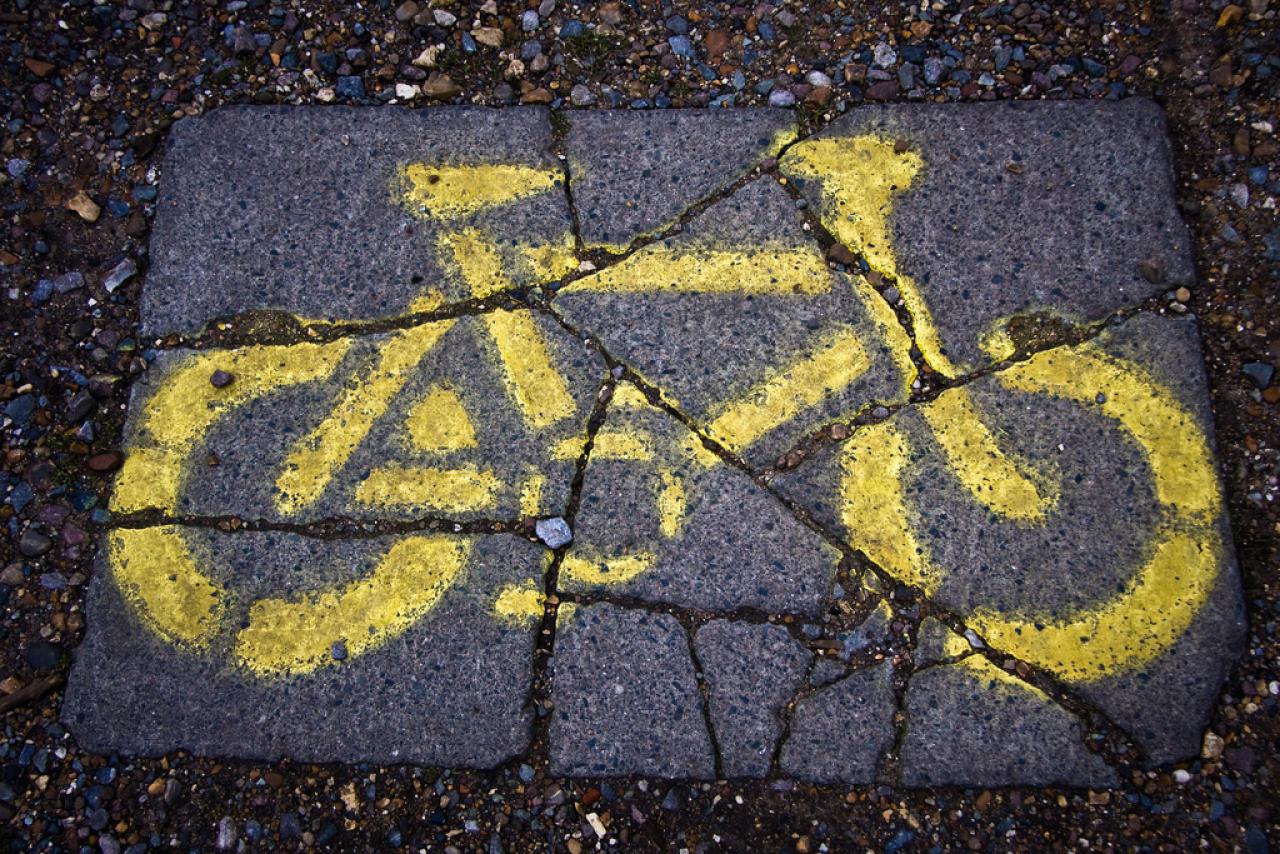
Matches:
[2,0,1278,851]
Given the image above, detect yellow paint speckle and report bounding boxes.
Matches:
[493,583,546,623]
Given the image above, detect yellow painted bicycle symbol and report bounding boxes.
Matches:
[105,135,1227,690]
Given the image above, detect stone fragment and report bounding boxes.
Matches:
[101,258,137,293]
[779,661,895,783]
[562,382,838,615]
[65,532,545,765]
[695,621,811,777]
[564,109,795,249]
[900,657,1117,786]
[781,99,1194,373]
[66,191,101,222]
[141,107,569,334]
[550,604,714,777]
[535,517,572,548]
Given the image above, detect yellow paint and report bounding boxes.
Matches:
[481,309,576,429]
[235,536,470,675]
[956,653,1051,698]
[841,340,1225,682]
[400,163,559,221]
[679,432,723,469]
[408,291,446,315]
[766,125,798,157]
[354,465,501,511]
[966,342,1223,681]
[560,552,654,585]
[944,632,972,658]
[519,469,546,516]
[706,327,870,455]
[275,321,453,515]
[519,234,579,281]
[562,430,652,461]
[999,347,1220,518]
[113,340,351,513]
[657,467,687,538]
[108,526,225,647]
[112,447,185,514]
[493,583,546,623]
[920,387,1058,522]
[441,228,510,299]
[970,529,1221,681]
[781,135,960,377]
[611,383,651,409]
[404,385,477,452]
[848,273,917,400]
[839,421,939,591]
[978,321,1018,363]
[565,246,832,296]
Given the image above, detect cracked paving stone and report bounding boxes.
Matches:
[142,106,574,336]
[565,108,795,251]
[775,312,1245,765]
[63,531,546,765]
[694,620,812,778]
[779,659,895,784]
[109,311,605,523]
[557,177,914,469]
[561,381,839,615]
[550,603,715,778]
[900,656,1118,787]
[780,98,1193,376]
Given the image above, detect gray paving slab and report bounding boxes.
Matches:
[143,106,573,335]
[900,657,1118,787]
[549,603,715,778]
[694,621,812,777]
[778,660,896,784]
[562,382,839,615]
[565,108,795,250]
[110,310,605,522]
[780,98,1193,375]
[774,312,1246,764]
[85,105,1240,782]
[63,531,545,765]
[556,177,914,469]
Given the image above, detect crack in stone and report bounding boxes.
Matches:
[524,373,616,768]
[105,510,526,540]
[145,290,542,351]
[680,620,727,780]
